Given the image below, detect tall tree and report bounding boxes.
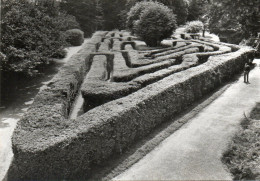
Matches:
[60,0,96,36]
[1,0,79,76]
[95,0,104,30]
[101,0,128,30]
[208,0,260,43]
[158,0,189,25]
[187,0,209,21]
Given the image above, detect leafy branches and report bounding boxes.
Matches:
[1,0,79,76]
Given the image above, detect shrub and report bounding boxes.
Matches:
[65,29,84,46]
[126,1,157,34]
[184,20,204,33]
[134,2,177,47]
[1,0,79,76]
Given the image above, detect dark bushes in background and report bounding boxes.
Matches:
[65,29,84,46]
[157,0,189,25]
[133,2,177,47]
[1,0,80,77]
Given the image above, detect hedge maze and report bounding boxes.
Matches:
[8,31,255,180]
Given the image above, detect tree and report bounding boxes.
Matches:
[95,0,104,30]
[134,2,177,46]
[60,0,96,36]
[126,1,158,33]
[157,0,189,25]
[208,0,260,44]
[1,0,79,76]
[187,0,209,21]
[101,0,128,30]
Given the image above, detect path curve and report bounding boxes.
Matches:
[114,59,260,180]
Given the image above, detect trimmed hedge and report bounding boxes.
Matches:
[80,50,178,110]
[9,30,255,180]
[141,41,189,57]
[65,29,84,46]
[81,39,234,112]
[112,58,178,82]
[8,31,108,179]
[151,42,205,58]
[9,45,254,180]
[129,47,201,67]
[11,31,107,130]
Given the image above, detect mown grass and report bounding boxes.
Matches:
[222,103,260,180]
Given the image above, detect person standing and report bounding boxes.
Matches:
[244,63,251,83]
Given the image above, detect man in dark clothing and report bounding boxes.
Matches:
[244,63,251,83]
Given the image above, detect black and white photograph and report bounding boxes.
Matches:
[0,0,260,180]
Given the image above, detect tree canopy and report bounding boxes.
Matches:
[1,0,79,76]
[208,0,260,43]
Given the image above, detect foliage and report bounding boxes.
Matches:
[61,0,131,34]
[60,0,97,36]
[157,0,189,25]
[134,2,177,47]
[222,103,260,180]
[95,0,104,30]
[1,0,79,76]
[187,0,209,21]
[65,29,84,46]
[184,20,204,33]
[101,0,128,31]
[208,0,260,44]
[126,1,156,34]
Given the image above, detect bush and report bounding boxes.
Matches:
[126,1,159,34]
[184,20,204,33]
[134,2,177,47]
[65,29,84,46]
[1,0,80,76]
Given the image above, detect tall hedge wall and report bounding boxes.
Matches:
[8,33,254,180]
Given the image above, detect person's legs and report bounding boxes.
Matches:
[244,72,247,82]
[247,72,249,83]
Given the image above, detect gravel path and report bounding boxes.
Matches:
[114,59,260,180]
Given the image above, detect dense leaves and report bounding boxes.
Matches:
[60,0,97,36]
[134,2,177,47]
[65,29,84,46]
[1,0,79,76]
[60,0,129,34]
[208,0,260,44]
[184,20,204,33]
[157,0,189,25]
[187,0,209,21]
[126,1,157,33]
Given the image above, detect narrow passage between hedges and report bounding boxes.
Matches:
[113,59,260,180]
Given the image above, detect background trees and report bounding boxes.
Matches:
[60,0,97,36]
[157,0,189,25]
[1,0,79,76]
[208,0,260,44]
[187,0,209,21]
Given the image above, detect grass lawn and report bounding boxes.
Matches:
[222,103,260,180]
